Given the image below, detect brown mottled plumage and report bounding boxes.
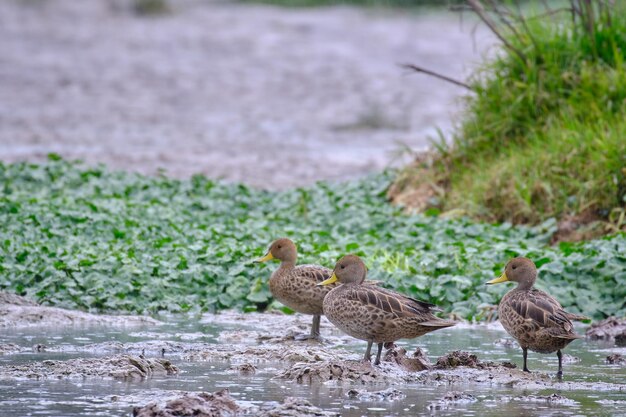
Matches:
[254,238,335,340]
[319,254,455,365]
[487,257,587,378]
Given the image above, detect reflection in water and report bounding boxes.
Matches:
[0,316,624,417]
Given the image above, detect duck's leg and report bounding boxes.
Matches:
[295,315,322,341]
[522,347,530,373]
[363,341,373,362]
[310,315,321,338]
[556,350,563,379]
[373,342,384,365]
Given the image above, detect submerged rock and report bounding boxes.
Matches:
[255,397,339,417]
[586,317,626,341]
[0,354,178,380]
[0,291,160,328]
[133,389,239,417]
[229,363,256,375]
[500,393,577,405]
[347,388,405,401]
[428,391,477,410]
[606,354,626,365]
[494,338,517,348]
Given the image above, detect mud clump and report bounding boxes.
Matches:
[585,317,626,341]
[0,355,178,380]
[606,354,626,365]
[347,388,405,401]
[277,360,388,384]
[501,393,577,405]
[229,363,256,375]
[133,389,239,417]
[435,351,480,369]
[0,291,160,328]
[184,344,337,364]
[133,390,338,417]
[434,350,516,370]
[383,346,431,372]
[0,344,23,355]
[494,338,517,348]
[255,397,339,417]
[428,391,477,410]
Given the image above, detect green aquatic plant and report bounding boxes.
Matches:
[0,158,624,320]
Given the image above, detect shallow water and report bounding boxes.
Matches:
[1,315,625,417]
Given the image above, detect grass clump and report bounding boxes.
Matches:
[1,158,624,320]
[393,1,626,228]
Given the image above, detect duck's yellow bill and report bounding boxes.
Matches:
[254,252,274,263]
[486,272,509,285]
[318,273,338,286]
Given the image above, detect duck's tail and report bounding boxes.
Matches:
[565,312,589,322]
[421,319,457,329]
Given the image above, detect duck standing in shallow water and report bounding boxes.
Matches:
[487,257,587,378]
[319,254,455,365]
[254,238,334,340]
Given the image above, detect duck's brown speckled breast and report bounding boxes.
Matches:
[269,264,333,315]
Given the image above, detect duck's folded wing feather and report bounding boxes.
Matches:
[294,265,332,283]
[510,289,578,336]
[345,286,435,318]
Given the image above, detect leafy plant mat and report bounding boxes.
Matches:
[0,159,624,320]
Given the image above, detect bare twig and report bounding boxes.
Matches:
[514,0,539,53]
[400,64,473,91]
[485,0,523,41]
[466,0,528,64]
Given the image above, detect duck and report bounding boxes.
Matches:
[254,238,335,340]
[318,254,456,365]
[487,257,587,378]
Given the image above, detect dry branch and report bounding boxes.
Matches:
[400,64,473,90]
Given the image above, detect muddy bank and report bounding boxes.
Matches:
[0,291,160,328]
[0,0,493,188]
[133,389,339,417]
[586,317,626,344]
[0,354,177,380]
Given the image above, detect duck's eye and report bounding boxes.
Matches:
[512,265,517,270]
[340,265,345,269]
[277,245,282,249]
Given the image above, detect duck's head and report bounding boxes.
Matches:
[487,257,537,290]
[254,238,297,263]
[318,254,367,286]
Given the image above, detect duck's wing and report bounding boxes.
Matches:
[293,264,332,284]
[510,289,581,338]
[345,285,438,319]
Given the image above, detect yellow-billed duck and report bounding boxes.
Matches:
[487,257,587,378]
[254,238,334,340]
[319,254,456,365]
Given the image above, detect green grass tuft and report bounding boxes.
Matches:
[394,2,626,226]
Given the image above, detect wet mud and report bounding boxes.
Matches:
[0,355,178,380]
[0,291,160,328]
[132,388,340,417]
[585,316,626,341]
[0,307,625,416]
